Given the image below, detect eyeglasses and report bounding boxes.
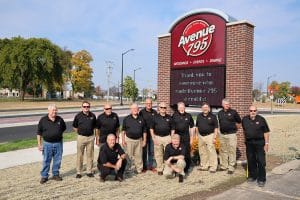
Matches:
[82,106,90,108]
[160,107,167,109]
[104,108,112,110]
[249,110,257,112]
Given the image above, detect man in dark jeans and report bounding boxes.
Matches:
[97,134,127,182]
[242,105,270,187]
[139,98,157,172]
[37,104,66,184]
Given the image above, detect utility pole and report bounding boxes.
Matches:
[106,61,113,102]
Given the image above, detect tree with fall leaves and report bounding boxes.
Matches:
[70,50,94,97]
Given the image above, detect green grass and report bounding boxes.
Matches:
[0,132,77,153]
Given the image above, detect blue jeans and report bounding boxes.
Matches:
[143,134,156,169]
[41,141,63,178]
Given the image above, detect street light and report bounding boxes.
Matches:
[120,48,134,106]
[266,74,276,97]
[133,67,142,83]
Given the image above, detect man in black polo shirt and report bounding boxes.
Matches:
[218,98,242,174]
[139,98,157,172]
[37,104,66,184]
[163,134,186,183]
[171,102,194,173]
[97,134,127,182]
[122,103,147,174]
[73,101,96,178]
[150,102,172,175]
[96,104,120,148]
[242,105,270,187]
[196,103,218,173]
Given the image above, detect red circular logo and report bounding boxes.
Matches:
[178,20,215,57]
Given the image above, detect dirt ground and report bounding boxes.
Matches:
[0,115,299,200]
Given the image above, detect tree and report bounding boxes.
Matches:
[70,50,94,97]
[0,37,66,100]
[277,81,291,98]
[291,86,300,96]
[123,76,138,101]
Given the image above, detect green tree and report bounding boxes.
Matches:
[277,81,291,98]
[0,37,66,100]
[123,76,138,101]
[70,50,94,97]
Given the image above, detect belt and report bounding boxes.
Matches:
[221,132,236,135]
[199,132,213,136]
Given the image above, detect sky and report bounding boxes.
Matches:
[0,0,299,92]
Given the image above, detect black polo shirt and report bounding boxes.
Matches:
[150,113,172,137]
[122,114,146,139]
[196,112,218,136]
[171,112,194,137]
[139,108,157,131]
[37,115,66,143]
[242,115,270,140]
[164,143,186,164]
[98,143,125,165]
[218,108,241,134]
[96,112,120,143]
[72,111,96,136]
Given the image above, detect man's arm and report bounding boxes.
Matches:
[264,132,270,152]
[37,135,43,151]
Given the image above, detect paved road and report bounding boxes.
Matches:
[1,107,299,143]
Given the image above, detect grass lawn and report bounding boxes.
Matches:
[0,132,77,153]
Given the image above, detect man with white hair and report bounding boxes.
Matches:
[163,134,186,183]
[37,104,66,184]
[122,103,147,173]
[217,98,241,174]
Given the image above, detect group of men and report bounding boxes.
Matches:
[37,98,270,187]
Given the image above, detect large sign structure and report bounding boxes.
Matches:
[157,8,254,160]
[169,12,227,106]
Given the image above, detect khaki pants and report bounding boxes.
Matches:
[198,134,218,171]
[77,135,95,174]
[154,135,171,172]
[163,159,186,177]
[126,136,143,173]
[219,133,237,171]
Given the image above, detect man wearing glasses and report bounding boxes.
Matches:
[150,102,172,175]
[73,101,97,178]
[242,105,270,187]
[96,104,120,149]
[139,98,157,172]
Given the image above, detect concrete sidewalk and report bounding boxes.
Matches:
[208,159,300,200]
[0,141,78,169]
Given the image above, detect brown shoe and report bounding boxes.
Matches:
[158,171,163,176]
[40,177,48,184]
[52,175,63,181]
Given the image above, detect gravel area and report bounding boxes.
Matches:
[0,115,299,199]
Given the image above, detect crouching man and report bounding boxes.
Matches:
[97,134,127,182]
[163,134,186,183]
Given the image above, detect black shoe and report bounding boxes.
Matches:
[257,181,266,187]
[247,177,256,182]
[40,177,48,184]
[115,175,123,182]
[99,177,105,182]
[52,175,63,181]
[227,170,234,174]
[87,173,94,178]
[75,174,82,179]
[218,168,227,171]
[209,170,216,173]
[158,171,163,176]
[179,175,184,183]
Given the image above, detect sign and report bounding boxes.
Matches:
[171,13,226,69]
[170,66,225,106]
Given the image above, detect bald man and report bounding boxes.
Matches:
[242,105,270,187]
[122,103,147,174]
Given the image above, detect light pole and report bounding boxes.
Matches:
[133,67,142,83]
[120,48,134,106]
[266,74,276,97]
